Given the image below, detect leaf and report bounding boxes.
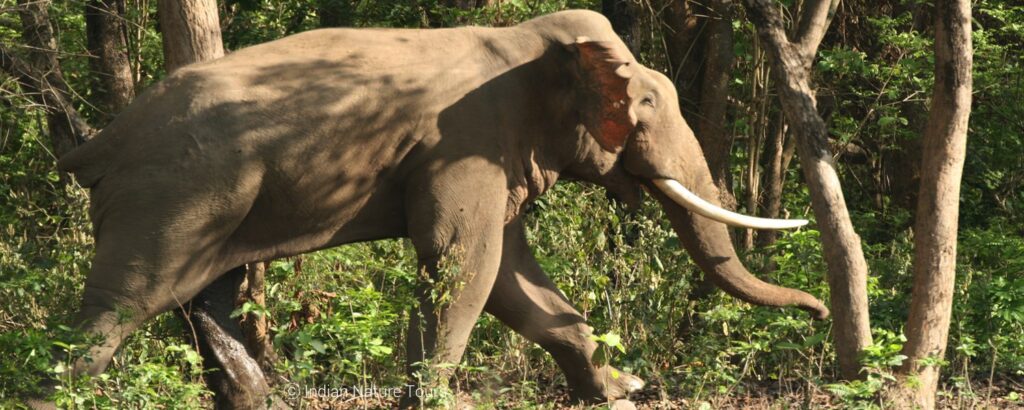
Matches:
[603,333,622,349]
[878,116,909,127]
[886,354,908,367]
[776,342,803,351]
[309,339,327,354]
[804,332,827,347]
[591,345,608,367]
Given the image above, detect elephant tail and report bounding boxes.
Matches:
[57,132,114,189]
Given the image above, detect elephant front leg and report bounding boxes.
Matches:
[402,162,506,408]
[484,219,644,403]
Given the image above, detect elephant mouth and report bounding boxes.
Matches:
[651,179,808,230]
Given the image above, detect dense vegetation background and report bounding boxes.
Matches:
[0,0,1021,408]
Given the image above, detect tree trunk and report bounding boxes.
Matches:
[757,112,789,247]
[158,0,224,73]
[85,0,135,121]
[742,0,872,381]
[661,0,703,122]
[742,50,771,250]
[890,0,972,407]
[442,0,495,10]
[661,0,737,209]
[317,0,355,27]
[157,2,279,407]
[4,0,95,159]
[602,0,643,53]
[659,0,738,332]
[241,262,278,370]
[697,0,737,209]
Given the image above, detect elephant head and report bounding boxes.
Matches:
[555,33,829,319]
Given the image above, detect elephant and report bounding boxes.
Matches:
[48,9,829,407]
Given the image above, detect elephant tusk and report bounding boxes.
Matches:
[653,179,809,230]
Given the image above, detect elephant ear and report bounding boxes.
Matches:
[571,37,638,153]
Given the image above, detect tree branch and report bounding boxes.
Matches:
[0,44,95,151]
[744,0,839,68]
[0,44,35,85]
[794,0,839,66]
[7,0,95,158]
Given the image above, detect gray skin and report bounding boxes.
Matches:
[53,9,828,405]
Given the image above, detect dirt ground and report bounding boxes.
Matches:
[300,376,1024,409]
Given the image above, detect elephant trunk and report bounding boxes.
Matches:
[648,181,830,320]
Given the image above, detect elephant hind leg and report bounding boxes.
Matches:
[66,291,148,377]
[65,264,217,379]
[484,220,644,403]
[31,179,261,407]
[27,294,150,410]
[62,207,244,379]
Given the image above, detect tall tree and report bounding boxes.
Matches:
[441,0,495,11]
[317,0,355,27]
[741,0,873,380]
[659,0,737,338]
[85,0,134,121]
[158,0,224,73]
[661,0,736,209]
[890,0,973,407]
[157,2,281,408]
[602,0,643,53]
[757,114,796,247]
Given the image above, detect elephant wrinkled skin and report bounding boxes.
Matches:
[50,9,828,407]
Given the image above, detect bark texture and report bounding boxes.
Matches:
[892,0,973,407]
[442,0,495,10]
[317,0,355,27]
[601,0,643,53]
[85,0,135,120]
[757,113,796,247]
[661,0,736,209]
[695,0,735,207]
[742,0,873,380]
[659,0,738,332]
[661,0,702,116]
[1,0,95,159]
[158,0,225,72]
[241,262,278,369]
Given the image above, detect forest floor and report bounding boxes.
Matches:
[299,376,1024,409]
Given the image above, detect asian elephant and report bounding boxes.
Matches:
[50,9,828,407]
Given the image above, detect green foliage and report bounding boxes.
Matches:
[1,0,1023,408]
[262,241,416,387]
[276,283,402,384]
[590,331,626,372]
[824,329,906,408]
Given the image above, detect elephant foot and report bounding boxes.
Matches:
[568,365,644,403]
